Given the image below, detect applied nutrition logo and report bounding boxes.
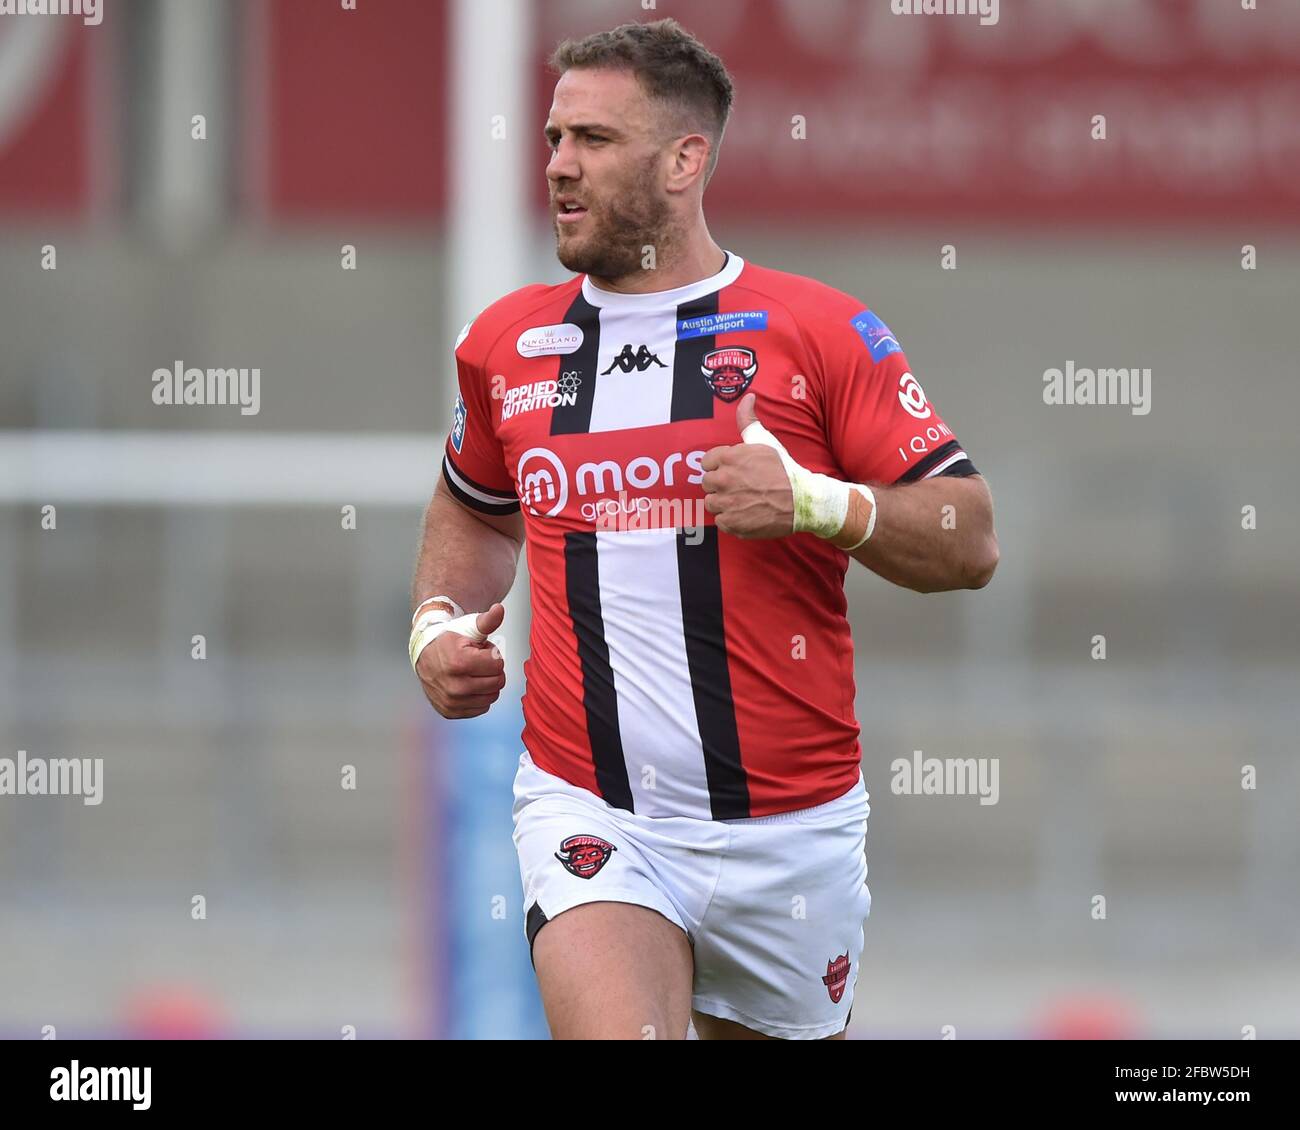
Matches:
[501,373,581,421]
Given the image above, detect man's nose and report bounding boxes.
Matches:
[547,139,580,183]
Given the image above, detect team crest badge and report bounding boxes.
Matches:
[700,346,757,402]
[822,953,850,1003]
[555,834,617,880]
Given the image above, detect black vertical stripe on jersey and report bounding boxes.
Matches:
[549,292,602,436]
[676,526,750,820]
[670,291,722,421]
[564,531,635,810]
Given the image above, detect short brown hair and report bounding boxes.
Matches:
[549,18,735,182]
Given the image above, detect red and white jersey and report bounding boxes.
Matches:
[442,253,977,820]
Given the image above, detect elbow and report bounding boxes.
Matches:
[964,535,1000,590]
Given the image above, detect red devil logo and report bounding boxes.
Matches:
[701,347,758,402]
[822,953,850,1004]
[555,834,617,879]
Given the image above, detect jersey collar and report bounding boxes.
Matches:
[581,252,745,310]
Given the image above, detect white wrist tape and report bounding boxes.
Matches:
[411,594,465,627]
[408,606,502,671]
[741,420,877,548]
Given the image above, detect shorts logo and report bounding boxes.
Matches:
[451,394,467,453]
[701,347,757,402]
[555,834,617,879]
[822,953,850,1004]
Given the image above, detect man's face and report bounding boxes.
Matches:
[545,68,674,282]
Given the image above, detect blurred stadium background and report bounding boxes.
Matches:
[1,0,1297,1039]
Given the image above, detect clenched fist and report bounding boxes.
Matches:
[415,602,508,719]
[699,393,795,539]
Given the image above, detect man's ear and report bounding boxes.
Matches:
[667,133,712,193]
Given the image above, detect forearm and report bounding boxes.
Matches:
[411,484,523,615]
[848,475,998,593]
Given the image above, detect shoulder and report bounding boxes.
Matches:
[454,277,584,369]
[733,259,899,368]
[733,261,875,331]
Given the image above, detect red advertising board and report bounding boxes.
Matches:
[536,0,1300,225]
[4,0,1295,224]
[0,20,92,215]
[258,0,447,219]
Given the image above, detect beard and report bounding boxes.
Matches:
[552,155,676,283]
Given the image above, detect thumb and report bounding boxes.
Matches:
[735,392,760,437]
[474,602,506,640]
[735,392,794,470]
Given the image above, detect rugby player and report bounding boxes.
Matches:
[411,18,999,1040]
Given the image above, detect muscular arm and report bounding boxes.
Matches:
[700,395,999,595]
[411,476,525,615]
[846,473,998,594]
[408,479,524,719]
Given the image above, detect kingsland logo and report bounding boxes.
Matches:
[516,448,705,518]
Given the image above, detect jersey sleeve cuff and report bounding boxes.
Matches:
[442,452,521,515]
[894,440,978,484]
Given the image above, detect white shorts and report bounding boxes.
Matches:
[511,750,872,1040]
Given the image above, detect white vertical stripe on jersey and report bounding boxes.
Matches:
[587,307,679,433]
[594,527,712,819]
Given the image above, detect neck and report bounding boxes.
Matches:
[589,222,726,294]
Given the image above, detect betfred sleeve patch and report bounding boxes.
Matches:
[850,310,903,362]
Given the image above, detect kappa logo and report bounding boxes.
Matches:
[555,834,617,879]
[822,953,850,1003]
[602,344,666,374]
[701,346,757,402]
